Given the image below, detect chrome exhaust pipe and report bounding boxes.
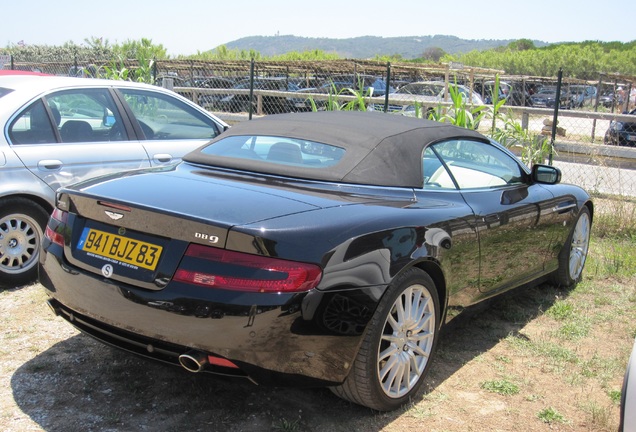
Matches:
[178,350,209,373]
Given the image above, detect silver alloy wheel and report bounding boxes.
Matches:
[377,284,436,398]
[569,211,591,281]
[0,212,42,275]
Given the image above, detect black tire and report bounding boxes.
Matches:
[331,267,440,411]
[0,197,50,288]
[552,207,591,288]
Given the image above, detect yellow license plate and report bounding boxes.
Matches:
[78,228,163,271]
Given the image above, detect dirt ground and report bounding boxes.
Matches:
[1,271,633,432]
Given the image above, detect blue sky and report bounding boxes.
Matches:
[4,0,634,56]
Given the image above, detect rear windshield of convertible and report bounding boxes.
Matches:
[198,135,346,168]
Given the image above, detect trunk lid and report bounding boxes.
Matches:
[58,163,411,289]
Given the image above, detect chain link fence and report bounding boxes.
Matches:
[3,55,636,198]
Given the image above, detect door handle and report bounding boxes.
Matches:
[153,154,173,164]
[38,160,63,170]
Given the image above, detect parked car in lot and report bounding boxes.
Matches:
[188,76,236,107]
[568,84,597,108]
[474,80,512,105]
[40,111,592,411]
[0,75,228,286]
[318,74,395,97]
[288,80,355,111]
[530,87,574,109]
[214,78,300,114]
[290,76,393,111]
[154,73,189,89]
[384,81,484,115]
[190,76,236,89]
[604,108,636,146]
[598,91,615,108]
[474,80,536,106]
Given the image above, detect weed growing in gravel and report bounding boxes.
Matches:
[273,416,302,432]
[480,379,520,396]
[537,407,566,424]
[581,400,615,431]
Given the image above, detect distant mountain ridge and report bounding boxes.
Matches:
[220,35,549,59]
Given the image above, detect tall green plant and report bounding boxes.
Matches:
[490,110,553,166]
[341,86,370,111]
[308,80,371,112]
[429,82,486,130]
[489,75,507,134]
[132,52,155,83]
[100,52,154,83]
[101,56,131,81]
[484,74,552,166]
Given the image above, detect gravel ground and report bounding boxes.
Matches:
[1,275,632,432]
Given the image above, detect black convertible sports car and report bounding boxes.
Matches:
[39,111,593,411]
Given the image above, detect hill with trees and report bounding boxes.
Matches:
[220,35,548,59]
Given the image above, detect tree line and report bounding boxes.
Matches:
[3,37,635,81]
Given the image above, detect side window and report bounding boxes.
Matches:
[8,100,57,145]
[423,147,456,189]
[46,89,127,143]
[118,89,220,141]
[426,140,526,190]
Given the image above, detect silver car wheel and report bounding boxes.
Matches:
[331,268,439,411]
[568,210,591,281]
[377,283,436,398]
[0,212,42,275]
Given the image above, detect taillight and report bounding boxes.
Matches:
[44,208,68,247]
[173,244,322,293]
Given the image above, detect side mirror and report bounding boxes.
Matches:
[103,108,116,127]
[532,164,561,184]
[103,114,116,127]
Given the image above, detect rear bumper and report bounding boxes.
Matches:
[39,245,377,386]
[45,297,251,380]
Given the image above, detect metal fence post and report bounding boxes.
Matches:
[624,83,633,113]
[248,59,255,120]
[152,58,157,84]
[549,68,563,165]
[384,62,391,113]
[591,74,603,142]
[612,79,619,113]
[521,78,527,107]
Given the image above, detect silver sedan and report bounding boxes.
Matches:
[0,74,228,286]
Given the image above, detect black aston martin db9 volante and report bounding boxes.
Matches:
[39,111,593,411]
